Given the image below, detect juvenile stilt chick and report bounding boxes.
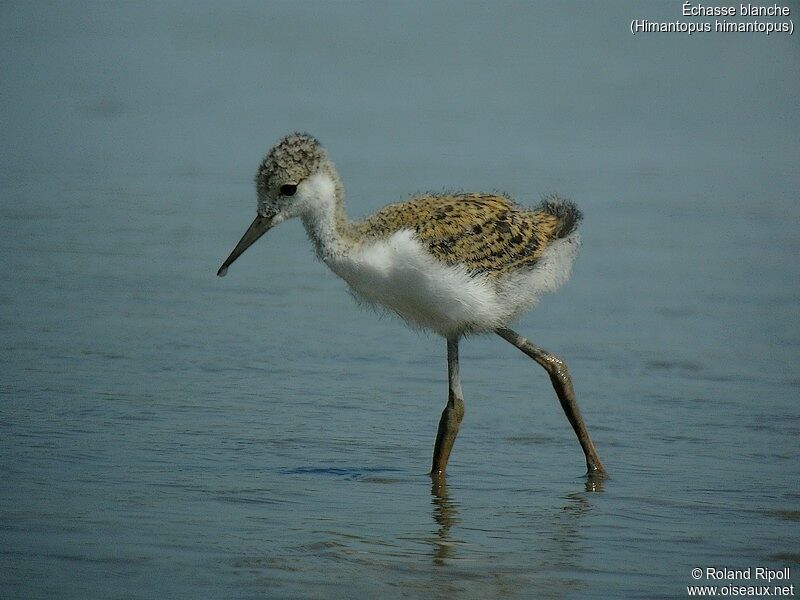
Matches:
[218,133,606,479]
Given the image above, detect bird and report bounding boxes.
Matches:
[217,132,606,479]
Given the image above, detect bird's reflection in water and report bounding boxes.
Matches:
[427,473,605,570]
[430,476,460,566]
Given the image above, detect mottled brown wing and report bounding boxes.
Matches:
[354,194,561,275]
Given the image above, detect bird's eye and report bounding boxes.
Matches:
[280,183,297,197]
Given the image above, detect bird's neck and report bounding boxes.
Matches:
[299,169,353,261]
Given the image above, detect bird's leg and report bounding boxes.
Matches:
[430,337,465,478]
[496,327,606,477]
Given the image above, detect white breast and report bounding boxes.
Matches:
[325,230,504,337]
[324,229,580,338]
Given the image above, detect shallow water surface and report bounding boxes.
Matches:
[1,2,798,599]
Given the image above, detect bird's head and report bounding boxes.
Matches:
[217,132,335,276]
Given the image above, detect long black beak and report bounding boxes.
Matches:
[217,214,274,277]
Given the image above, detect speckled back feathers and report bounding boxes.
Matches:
[353,193,581,276]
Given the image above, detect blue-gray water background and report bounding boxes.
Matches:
[1,2,798,598]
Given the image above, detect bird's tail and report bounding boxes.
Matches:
[539,194,582,238]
